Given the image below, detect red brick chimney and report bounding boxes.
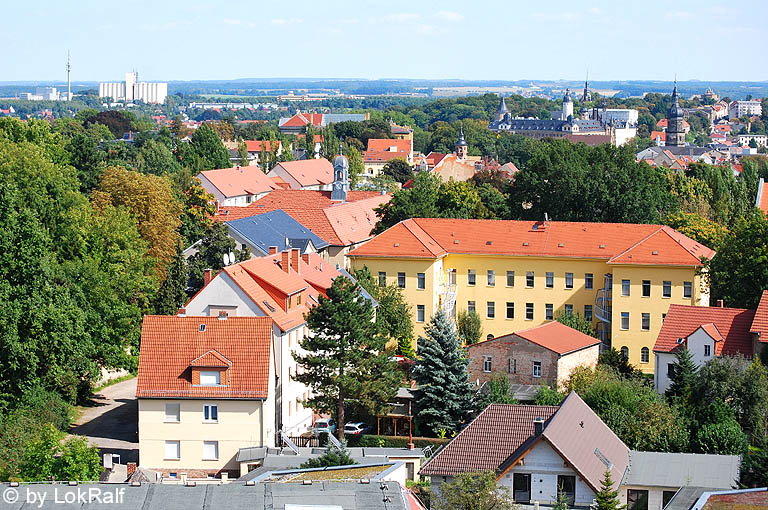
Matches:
[204,269,213,286]
[177,308,186,317]
[291,249,300,274]
[301,253,310,264]
[269,246,278,255]
[281,251,290,273]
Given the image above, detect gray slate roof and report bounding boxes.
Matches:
[226,209,329,256]
[0,481,410,510]
[622,451,740,489]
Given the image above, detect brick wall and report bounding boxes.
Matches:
[467,335,559,388]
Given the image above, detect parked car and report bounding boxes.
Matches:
[343,422,372,436]
[312,418,336,436]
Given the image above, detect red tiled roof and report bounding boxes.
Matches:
[244,140,280,153]
[419,404,559,476]
[506,321,600,355]
[651,130,666,142]
[750,290,768,340]
[136,316,273,399]
[362,151,410,163]
[348,218,715,266]
[432,154,477,182]
[215,190,389,246]
[656,119,691,129]
[189,349,232,367]
[366,138,412,154]
[281,112,323,128]
[704,490,768,509]
[653,304,756,356]
[198,166,278,198]
[757,181,768,213]
[271,159,334,187]
[425,152,447,167]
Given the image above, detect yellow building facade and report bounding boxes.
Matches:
[348,218,714,374]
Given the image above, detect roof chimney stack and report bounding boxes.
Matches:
[716,299,724,308]
[177,308,186,317]
[291,249,301,274]
[533,417,544,436]
[269,246,279,255]
[204,269,213,286]
[301,253,310,264]
[281,250,290,273]
[218,311,228,320]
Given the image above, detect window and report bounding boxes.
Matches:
[683,281,692,298]
[641,313,650,331]
[165,403,180,423]
[513,359,517,374]
[546,272,554,288]
[526,303,534,320]
[565,273,574,289]
[532,361,542,378]
[642,280,651,297]
[704,344,711,357]
[506,302,514,319]
[667,363,676,377]
[627,489,649,510]
[487,301,495,319]
[200,371,221,386]
[585,273,593,290]
[605,274,613,289]
[397,272,406,288]
[483,356,492,373]
[468,269,476,286]
[487,334,494,340]
[416,305,425,323]
[467,301,475,314]
[417,273,425,289]
[620,346,629,360]
[526,272,534,288]
[202,441,219,460]
[545,304,554,320]
[165,440,180,460]
[620,312,630,330]
[640,347,650,363]
[487,270,495,286]
[507,358,511,373]
[506,271,515,287]
[663,280,671,298]
[564,304,573,315]
[584,304,593,321]
[378,272,386,286]
[557,475,576,505]
[203,404,218,423]
[621,279,630,296]
[663,491,677,508]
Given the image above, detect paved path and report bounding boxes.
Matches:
[70,377,138,464]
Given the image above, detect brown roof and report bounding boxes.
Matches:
[136,316,273,399]
[419,404,558,477]
[348,218,715,266]
[198,166,278,198]
[653,304,755,356]
[471,321,600,356]
[750,290,768,340]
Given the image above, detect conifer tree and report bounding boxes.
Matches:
[594,470,625,510]
[665,347,697,400]
[154,242,187,314]
[413,310,475,435]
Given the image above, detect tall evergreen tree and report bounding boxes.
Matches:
[594,470,625,510]
[189,123,231,171]
[294,277,399,440]
[154,243,187,315]
[666,347,697,400]
[413,310,475,435]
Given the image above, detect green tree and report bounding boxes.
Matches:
[374,171,441,233]
[236,139,249,165]
[555,310,596,337]
[694,416,745,455]
[299,442,356,469]
[154,242,188,314]
[431,471,514,510]
[597,348,640,379]
[294,277,399,440]
[663,211,727,251]
[594,470,626,510]
[535,385,566,405]
[665,347,697,400]
[457,310,483,345]
[189,123,231,170]
[413,310,475,435]
[83,110,132,139]
[136,138,179,176]
[345,145,364,187]
[710,210,768,309]
[19,425,101,481]
[382,158,414,184]
[186,222,248,293]
[473,373,518,414]
[554,484,571,510]
[65,132,105,192]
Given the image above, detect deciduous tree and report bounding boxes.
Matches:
[431,471,514,510]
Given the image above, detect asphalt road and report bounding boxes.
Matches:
[70,377,138,463]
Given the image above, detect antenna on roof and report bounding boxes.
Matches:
[223,253,231,266]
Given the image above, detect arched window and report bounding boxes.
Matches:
[620,346,629,360]
[487,334,494,341]
[640,347,650,363]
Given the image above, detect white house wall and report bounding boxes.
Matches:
[655,328,717,394]
[185,272,265,317]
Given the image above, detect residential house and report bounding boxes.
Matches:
[197,166,278,207]
[428,130,481,182]
[224,140,283,166]
[277,110,369,135]
[217,190,390,269]
[266,159,334,191]
[347,218,715,372]
[362,138,414,179]
[225,209,330,258]
[467,321,600,391]
[183,250,341,439]
[390,120,414,140]
[729,100,762,120]
[737,134,768,148]
[136,315,275,478]
[420,392,740,509]
[653,290,768,393]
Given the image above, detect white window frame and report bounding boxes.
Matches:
[467,301,475,315]
[663,280,672,298]
[683,281,692,298]
[506,271,515,287]
[202,440,219,461]
[487,301,495,319]
[526,272,534,288]
[640,347,650,363]
[585,273,593,290]
[487,270,495,287]
[641,313,650,331]
[621,312,630,330]
[378,272,386,286]
[416,304,425,323]
[164,403,180,423]
[584,304,593,321]
[704,344,711,357]
[483,356,492,373]
[565,272,574,289]
[545,303,554,320]
[621,279,630,296]
[532,361,542,378]
[526,303,534,320]
[545,272,554,288]
[467,269,476,286]
[417,273,425,290]
[199,371,221,386]
[642,280,651,297]
[506,302,514,319]
[203,404,218,423]
[397,272,406,288]
[165,440,180,460]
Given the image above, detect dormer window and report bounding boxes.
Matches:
[200,371,221,386]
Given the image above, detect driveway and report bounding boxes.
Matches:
[70,377,138,463]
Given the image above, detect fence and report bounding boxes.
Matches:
[287,436,321,448]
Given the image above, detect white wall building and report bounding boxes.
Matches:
[99,72,168,104]
[729,100,762,120]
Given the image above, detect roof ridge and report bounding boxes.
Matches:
[606,226,663,263]
[402,219,446,257]
[659,225,708,262]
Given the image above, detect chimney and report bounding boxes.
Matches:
[301,253,310,264]
[291,249,300,274]
[281,251,290,273]
[716,299,724,308]
[533,417,544,436]
[180,473,188,485]
[127,463,136,479]
[177,307,186,317]
[204,269,213,286]
[269,246,278,255]
[218,311,228,320]
[220,472,229,484]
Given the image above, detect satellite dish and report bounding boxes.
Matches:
[229,251,235,263]
[222,253,230,266]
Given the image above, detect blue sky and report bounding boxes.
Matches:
[2,0,766,82]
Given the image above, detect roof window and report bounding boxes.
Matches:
[199,324,206,332]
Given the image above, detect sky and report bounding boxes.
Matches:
[1,0,767,83]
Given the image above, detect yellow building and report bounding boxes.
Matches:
[347,218,715,373]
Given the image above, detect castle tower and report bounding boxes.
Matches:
[455,128,468,160]
[331,144,349,202]
[494,95,510,122]
[666,81,686,148]
[562,89,574,120]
